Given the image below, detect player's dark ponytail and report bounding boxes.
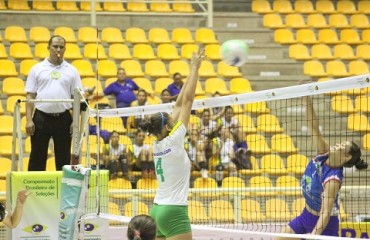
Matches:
[127,215,156,240]
[344,141,368,170]
[138,112,169,136]
[0,203,5,222]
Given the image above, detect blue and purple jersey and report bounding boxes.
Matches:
[104,79,138,107]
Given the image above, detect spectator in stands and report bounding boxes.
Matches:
[104,68,139,126]
[167,72,183,101]
[103,131,131,179]
[185,129,208,178]
[160,89,172,104]
[279,95,368,238]
[199,108,222,139]
[128,89,148,130]
[0,190,30,228]
[25,35,83,171]
[220,106,239,132]
[131,130,155,179]
[127,214,156,240]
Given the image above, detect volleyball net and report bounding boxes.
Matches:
[72,74,370,239]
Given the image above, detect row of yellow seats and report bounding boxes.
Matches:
[275,28,370,45]
[1,42,222,61]
[303,59,370,77]
[264,13,370,29]
[289,43,370,61]
[332,94,370,114]
[1,26,218,44]
[0,59,243,79]
[1,0,194,13]
[253,0,370,15]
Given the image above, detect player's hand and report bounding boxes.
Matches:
[17,190,31,206]
[26,120,35,135]
[191,47,205,68]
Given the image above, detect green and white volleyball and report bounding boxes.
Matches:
[220,40,249,67]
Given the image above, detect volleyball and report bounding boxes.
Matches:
[220,40,249,67]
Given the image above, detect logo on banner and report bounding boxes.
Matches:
[23,223,48,234]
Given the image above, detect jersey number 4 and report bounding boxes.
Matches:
[156,158,165,182]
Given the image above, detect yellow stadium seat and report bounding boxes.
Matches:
[72,60,95,77]
[271,133,298,154]
[181,44,198,59]
[103,2,126,12]
[133,78,155,94]
[20,59,38,76]
[294,0,315,14]
[80,2,102,11]
[296,29,318,44]
[0,103,3,114]
[46,157,56,171]
[101,27,125,43]
[230,78,252,94]
[56,1,79,11]
[288,44,311,60]
[188,200,209,223]
[235,114,257,134]
[5,26,27,42]
[358,1,370,14]
[108,178,132,200]
[148,28,171,44]
[266,198,293,221]
[124,201,149,217]
[326,60,350,77]
[136,178,158,199]
[195,28,218,44]
[195,81,205,97]
[311,44,333,60]
[84,43,107,60]
[292,198,305,217]
[205,78,230,95]
[249,176,276,196]
[329,13,349,29]
[217,61,242,78]
[127,1,149,12]
[30,27,51,43]
[222,176,247,196]
[287,153,308,175]
[125,27,148,43]
[32,1,54,11]
[285,13,307,28]
[97,60,117,78]
[81,135,105,154]
[157,44,180,60]
[34,43,48,59]
[194,177,221,198]
[355,95,370,113]
[109,44,132,60]
[0,0,6,9]
[78,27,100,43]
[273,0,293,13]
[173,0,194,12]
[337,0,357,14]
[7,95,26,114]
[363,30,370,44]
[209,200,234,223]
[348,113,370,132]
[150,0,172,12]
[0,157,11,178]
[331,95,356,114]
[274,29,296,44]
[251,0,272,13]
[315,0,336,14]
[172,28,195,44]
[306,13,328,28]
[0,136,18,156]
[108,202,121,217]
[101,116,126,133]
[8,0,29,10]
[0,179,6,201]
[340,29,362,44]
[120,60,144,77]
[261,154,288,176]
[198,61,217,78]
[244,101,270,114]
[0,60,18,77]
[263,14,285,29]
[0,43,7,58]
[318,29,340,44]
[276,175,301,196]
[333,44,356,60]
[155,78,173,94]
[237,156,261,176]
[10,43,33,59]
[303,60,326,77]
[256,113,284,133]
[246,134,271,154]
[205,44,222,60]
[349,60,370,75]
[168,60,189,76]
[63,43,83,60]
[2,77,25,95]
[241,199,266,223]
[0,116,13,135]
[350,14,369,29]
[363,133,370,150]
[54,27,77,42]
[145,60,169,78]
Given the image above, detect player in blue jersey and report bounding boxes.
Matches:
[279,95,368,239]
[139,48,204,240]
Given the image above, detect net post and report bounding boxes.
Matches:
[12,100,23,171]
[233,194,242,224]
[71,88,81,167]
[132,195,140,216]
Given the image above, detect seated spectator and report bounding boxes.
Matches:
[130,130,155,178]
[160,89,172,104]
[128,89,148,130]
[167,72,183,101]
[185,129,208,178]
[219,106,239,132]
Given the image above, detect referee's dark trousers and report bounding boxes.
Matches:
[28,109,72,171]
